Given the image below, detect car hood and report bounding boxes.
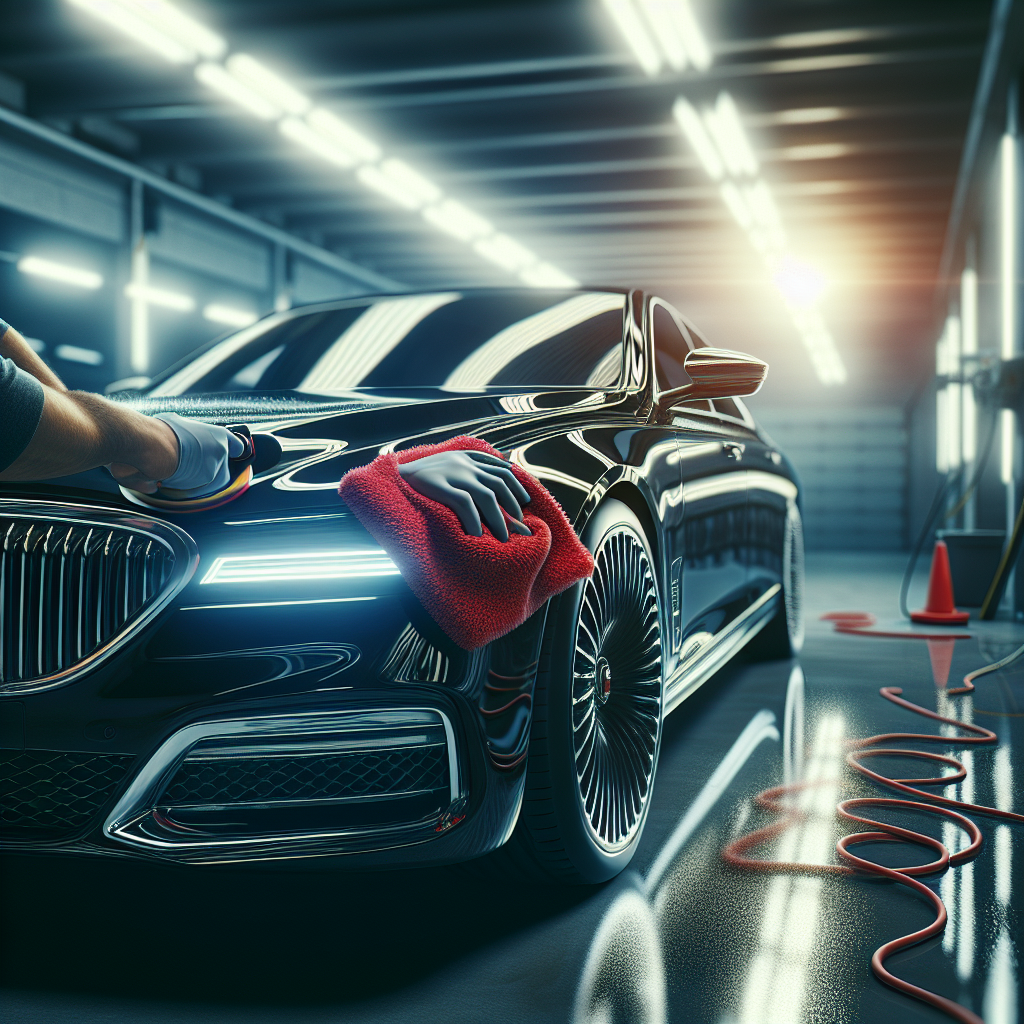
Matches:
[0,386,627,516]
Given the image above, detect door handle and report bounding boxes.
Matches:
[722,442,745,460]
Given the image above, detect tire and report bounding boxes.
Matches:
[747,502,805,660]
[506,499,664,884]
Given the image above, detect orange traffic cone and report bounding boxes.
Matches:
[911,540,970,625]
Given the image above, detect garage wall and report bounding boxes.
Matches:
[754,406,908,550]
[0,135,125,243]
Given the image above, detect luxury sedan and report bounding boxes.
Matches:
[0,287,802,883]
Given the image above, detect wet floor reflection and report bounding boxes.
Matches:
[2,618,1022,1024]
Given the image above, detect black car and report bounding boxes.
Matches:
[0,287,802,884]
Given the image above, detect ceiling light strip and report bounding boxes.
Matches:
[65,0,579,290]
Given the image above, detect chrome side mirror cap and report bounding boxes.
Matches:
[657,347,768,409]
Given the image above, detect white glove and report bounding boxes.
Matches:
[153,413,246,497]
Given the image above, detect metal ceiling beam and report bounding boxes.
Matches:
[69,44,984,123]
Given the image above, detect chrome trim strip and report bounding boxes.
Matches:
[664,584,781,715]
[105,707,461,851]
[0,501,198,695]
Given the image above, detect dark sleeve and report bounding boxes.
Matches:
[0,354,46,473]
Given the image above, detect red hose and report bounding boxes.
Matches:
[723,651,1023,1024]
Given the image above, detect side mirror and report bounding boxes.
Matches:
[657,347,767,409]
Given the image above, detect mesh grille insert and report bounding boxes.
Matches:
[162,744,450,807]
[0,749,135,838]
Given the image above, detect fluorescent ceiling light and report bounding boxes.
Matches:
[1001,132,1017,359]
[306,108,381,164]
[226,53,309,115]
[200,549,400,584]
[718,182,751,229]
[204,303,258,327]
[519,263,581,288]
[378,159,442,206]
[422,199,493,242]
[604,0,710,75]
[55,344,104,365]
[776,107,843,125]
[781,143,850,162]
[474,234,537,272]
[68,0,578,293]
[745,181,782,231]
[601,0,661,75]
[636,0,687,70]
[280,116,357,168]
[67,0,195,62]
[195,61,279,119]
[17,255,103,289]
[121,0,224,57]
[703,93,758,177]
[125,282,195,311]
[672,0,711,69]
[673,98,723,180]
[24,337,45,353]
[356,159,443,212]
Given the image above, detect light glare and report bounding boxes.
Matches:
[773,258,827,308]
[120,0,224,57]
[17,255,103,289]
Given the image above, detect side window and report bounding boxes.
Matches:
[652,301,711,412]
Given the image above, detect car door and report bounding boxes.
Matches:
[651,300,750,656]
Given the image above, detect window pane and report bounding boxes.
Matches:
[154,291,625,395]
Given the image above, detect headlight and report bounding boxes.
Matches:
[200,549,399,584]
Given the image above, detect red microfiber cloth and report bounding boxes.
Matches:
[338,435,594,650]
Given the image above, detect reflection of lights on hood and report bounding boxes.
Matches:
[736,713,844,1024]
[445,293,625,389]
[300,294,460,391]
[200,550,399,584]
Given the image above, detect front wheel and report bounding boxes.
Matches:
[507,499,664,884]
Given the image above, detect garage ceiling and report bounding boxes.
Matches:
[0,0,991,403]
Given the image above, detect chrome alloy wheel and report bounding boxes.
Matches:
[571,524,663,852]
[782,503,805,652]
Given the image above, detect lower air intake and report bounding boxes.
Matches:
[0,749,135,839]
[105,708,461,860]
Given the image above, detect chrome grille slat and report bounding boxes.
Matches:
[0,502,199,694]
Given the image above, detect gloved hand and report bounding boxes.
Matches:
[152,413,246,497]
[398,449,532,542]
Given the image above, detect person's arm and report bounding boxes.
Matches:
[0,383,179,492]
[0,322,67,392]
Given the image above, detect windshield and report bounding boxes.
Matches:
[152,290,627,396]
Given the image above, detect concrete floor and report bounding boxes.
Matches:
[2,554,1022,1024]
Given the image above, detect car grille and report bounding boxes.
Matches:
[0,502,197,693]
[0,749,135,839]
[162,744,450,807]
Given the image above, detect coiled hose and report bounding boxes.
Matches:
[724,640,1024,1024]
